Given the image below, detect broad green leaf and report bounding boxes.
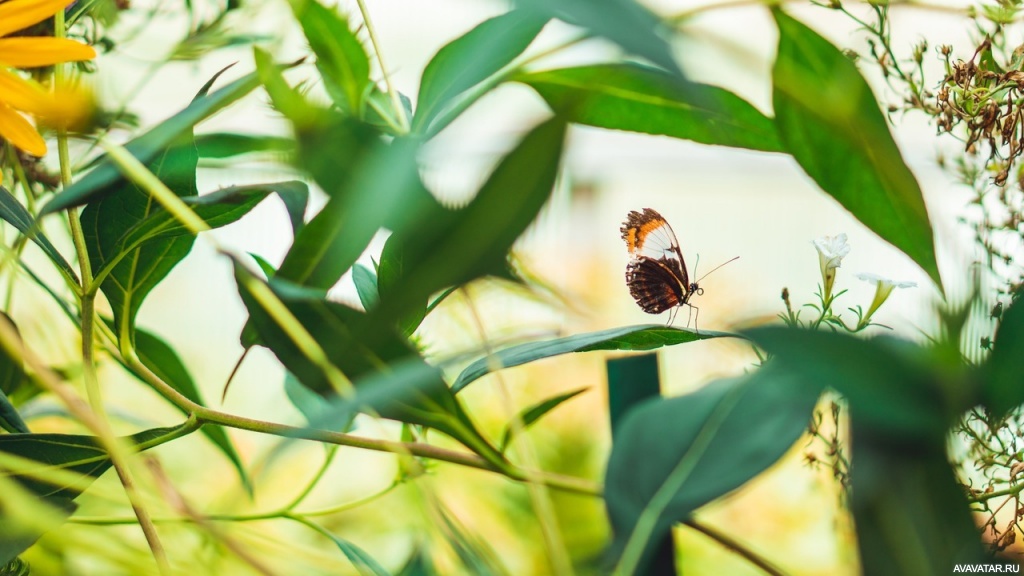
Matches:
[368,117,566,331]
[517,0,678,74]
[115,181,309,249]
[352,263,379,311]
[848,420,987,573]
[606,353,660,436]
[772,10,942,290]
[289,0,371,114]
[747,326,971,440]
[377,234,426,337]
[605,366,818,573]
[397,548,437,576]
[0,187,76,282]
[42,65,261,214]
[0,423,187,564]
[132,327,250,491]
[413,10,548,134]
[452,324,732,392]
[82,138,198,345]
[519,63,783,152]
[499,387,587,452]
[194,132,294,160]
[983,294,1024,417]
[235,266,503,462]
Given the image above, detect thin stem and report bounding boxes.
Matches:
[461,288,575,576]
[122,353,601,496]
[354,0,409,133]
[683,520,788,576]
[282,445,338,511]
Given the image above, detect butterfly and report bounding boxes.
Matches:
[620,208,736,329]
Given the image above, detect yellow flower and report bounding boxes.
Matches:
[0,0,96,157]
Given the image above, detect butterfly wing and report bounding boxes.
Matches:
[620,208,690,301]
[625,256,686,314]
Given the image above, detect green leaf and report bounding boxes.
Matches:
[194,132,294,160]
[289,0,371,114]
[235,266,503,462]
[452,324,732,393]
[284,371,334,427]
[746,326,971,440]
[848,420,987,573]
[0,423,188,564]
[771,10,942,290]
[606,353,660,437]
[413,9,548,134]
[517,0,678,73]
[0,187,76,282]
[605,366,818,572]
[364,89,413,135]
[0,390,28,435]
[369,117,566,330]
[519,63,783,152]
[983,294,1024,417]
[0,313,25,398]
[274,122,439,290]
[499,387,587,452]
[82,138,198,345]
[116,181,309,248]
[132,327,250,492]
[352,263,379,311]
[42,65,261,214]
[313,527,393,576]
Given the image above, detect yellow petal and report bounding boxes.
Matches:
[0,38,95,68]
[0,103,46,157]
[0,67,51,116]
[0,0,72,38]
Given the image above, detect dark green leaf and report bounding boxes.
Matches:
[519,63,783,152]
[289,0,371,114]
[747,326,971,440]
[364,89,413,135]
[517,0,678,73]
[352,263,379,311]
[772,10,942,289]
[452,324,732,393]
[235,266,503,462]
[284,371,334,428]
[42,65,261,214]
[0,187,76,282]
[0,313,25,398]
[848,421,987,573]
[0,423,188,564]
[377,234,426,336]
[499,387,587,451]
[605,366,818,572]
[133,327,250,491]
[82,138,198,345]
[274,121,431,290]
[117,181,308,248]
[249,253,278,279]
[606,353,660,437]
[413,10,548,134]
[983,294,1024,417]
[0,390,28,435]
[369,117,566,330]
[194,132,294,160]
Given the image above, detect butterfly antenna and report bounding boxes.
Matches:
[693,253,700,279]
[696,256,739,283]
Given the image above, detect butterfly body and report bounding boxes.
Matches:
[620,208,704,325]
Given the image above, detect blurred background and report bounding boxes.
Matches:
[13,0,1000,574]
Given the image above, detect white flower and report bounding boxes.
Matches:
[856,272,917,326]
[813,234,850,301]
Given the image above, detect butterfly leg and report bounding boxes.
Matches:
[666,306,678,327]
[688,303,701,334]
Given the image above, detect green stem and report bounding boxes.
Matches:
[354,0,409,133]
